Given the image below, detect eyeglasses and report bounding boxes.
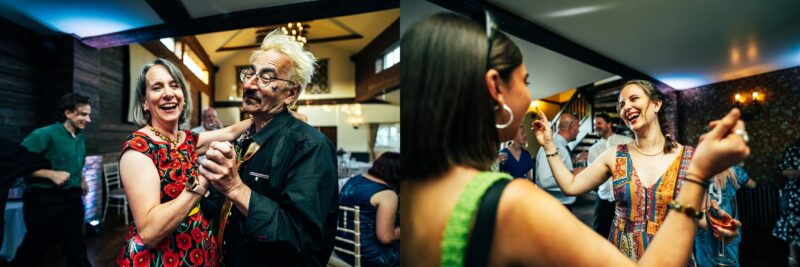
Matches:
[485,10,497,70]
[239,68,296,89]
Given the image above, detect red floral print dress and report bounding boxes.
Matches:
[116,131,219,267]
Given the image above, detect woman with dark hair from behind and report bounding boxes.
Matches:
[402,12,750,266]
[337,152,400,266]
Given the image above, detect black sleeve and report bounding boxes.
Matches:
[0,138,51,184]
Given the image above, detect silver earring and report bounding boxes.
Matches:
[495,104,514,129]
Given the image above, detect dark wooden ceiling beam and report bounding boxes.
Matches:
[145,0,192,23]
[428,0,669,89]
[216,34,364,52]
[82,0,398,49]
[181,36,213,70]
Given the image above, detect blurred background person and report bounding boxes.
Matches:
[12,93,92,267]
[694,165,755,267]
[336,152,400,267]
[535,113,582,211]
[499,125,534,180]
[191,107,224,134]
[774,138,800,267]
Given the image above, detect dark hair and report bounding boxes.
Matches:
[595,113,612,124]
[57,93,91,121]
[368,152,401,188]
[402,13,523,180]
[618,80,676,154]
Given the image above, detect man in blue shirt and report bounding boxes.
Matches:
[536,114,583,211]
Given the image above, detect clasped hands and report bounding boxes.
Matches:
[198,141,245,197]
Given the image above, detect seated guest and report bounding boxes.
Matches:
[499,125,534,180]
[191,107,223,133]
[337,152,400,267]
[694,166,756,267]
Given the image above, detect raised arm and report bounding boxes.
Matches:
[196,118,252,155]
[531,110,613,196]
[120,150,207,248]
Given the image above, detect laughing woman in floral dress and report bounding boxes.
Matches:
[116,58,251,266]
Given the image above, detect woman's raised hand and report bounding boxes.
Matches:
[689,108,750,180]
[531,110,554,147]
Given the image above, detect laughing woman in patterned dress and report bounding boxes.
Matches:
[116,58,251,266]
[532,80,741,264]
[774,139,800,267]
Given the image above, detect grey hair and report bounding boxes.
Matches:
[131,58,193,126]
[250,29,317,107]
[557,113,577,131]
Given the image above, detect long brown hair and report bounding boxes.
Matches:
[618,80,677,154]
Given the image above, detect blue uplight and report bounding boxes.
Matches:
[0,0,162,37]
[657,75,711,90]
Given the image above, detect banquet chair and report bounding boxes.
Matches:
[332,205,361,267]
[102,162,129,225]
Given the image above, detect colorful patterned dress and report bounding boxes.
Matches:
[116,131,220,267]
[609,144,694,263]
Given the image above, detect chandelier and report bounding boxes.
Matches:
[281,22,308,47]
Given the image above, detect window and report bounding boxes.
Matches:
[160,38,175,52]
[375,123,400,151]
[374,44,399,73]
[182,48,209,84]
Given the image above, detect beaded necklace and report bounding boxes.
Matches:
[150,126,179,148]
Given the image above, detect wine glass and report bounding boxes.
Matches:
[705,182,738,267]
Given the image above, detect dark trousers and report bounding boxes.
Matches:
[11,188,91,267]
[593,197,616,239]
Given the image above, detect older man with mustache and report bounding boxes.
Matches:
[199,30,338,266]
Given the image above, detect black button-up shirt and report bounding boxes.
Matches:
[204,110,338,266]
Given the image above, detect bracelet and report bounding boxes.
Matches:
[545,150,559,158]
[683,175,709,188]
[668,200,704,221]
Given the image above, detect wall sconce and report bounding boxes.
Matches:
[349,116,363,129]
[734,89,763,121]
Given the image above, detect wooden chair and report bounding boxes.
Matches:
[333,205,361,267]
[102,162,129,225]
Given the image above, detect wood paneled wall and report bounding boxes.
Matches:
[354,19,399,102]
[0,18,137,156]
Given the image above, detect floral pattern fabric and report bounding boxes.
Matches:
[116,131,219,267]
[773,140,800,247]
[610,145,694,265]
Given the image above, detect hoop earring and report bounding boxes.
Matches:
[495,104,514,129]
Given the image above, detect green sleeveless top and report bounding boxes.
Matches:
[440,171,512,267]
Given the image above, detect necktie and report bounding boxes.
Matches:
[218,142,261,244]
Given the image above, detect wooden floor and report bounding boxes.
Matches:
[13,212,128,267]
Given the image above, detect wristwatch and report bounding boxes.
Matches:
[185,177,210,197]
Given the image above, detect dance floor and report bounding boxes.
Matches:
[0,190,788,266]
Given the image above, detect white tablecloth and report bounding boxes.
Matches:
[1,201,25,261]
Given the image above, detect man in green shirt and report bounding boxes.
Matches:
[12,93,92,267]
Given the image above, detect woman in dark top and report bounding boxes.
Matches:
[338,152,400,267]
[499,126,535,180]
